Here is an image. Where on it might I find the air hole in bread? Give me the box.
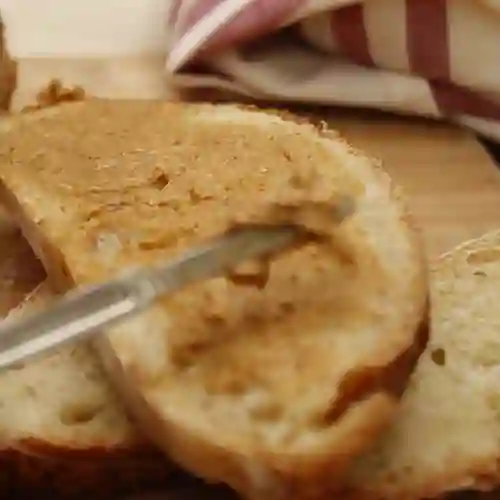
[138,238,173,251]
[188,188,213,205]
[248,398,283,422]
[172,342,216,373]
[288,170,316,190]
[60,402,103,425]
[486,392,500,416]
[8,361,27,371]
[24,385,37,397]
[430,348,446,366]
[150,172,170,191]
[60,263,72,279]
[466,248,500,265]
[280,301,296,315]
[227,260,270,289]
[204,375,250,396]
[473,270,488,277]
[401,464,414,475]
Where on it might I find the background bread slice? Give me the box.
[0,23,178,498]
[0,210,44,315]
[0,215,173,498]
[337,230,500,500]
[0,99,429,500]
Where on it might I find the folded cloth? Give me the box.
[166,0,500,142]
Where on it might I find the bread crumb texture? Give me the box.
[340,230,500,499]
[0,284,143,448]
[0,100,427,498]
[0,282,174,497]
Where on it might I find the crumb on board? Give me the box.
[22,79,86,113]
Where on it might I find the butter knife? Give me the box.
[0,198,354,370]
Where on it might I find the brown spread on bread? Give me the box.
[1,101,364,387]
[225,197,356,289]
[0,100,428,499]
[0,101,427,459]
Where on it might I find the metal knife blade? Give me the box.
[0,197,354,370]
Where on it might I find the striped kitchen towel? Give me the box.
[166,0,500,141]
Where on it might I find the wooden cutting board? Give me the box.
[329,110,500,258]
[13,56,500,259]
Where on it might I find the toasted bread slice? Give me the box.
[0,99,429,500]
[0,217,172,497]
[338,230,500,499]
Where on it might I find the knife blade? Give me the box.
[0,197,354,370]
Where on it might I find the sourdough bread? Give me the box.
[0,99,429,500]
[339,230,500,499]
[0,218,172,497]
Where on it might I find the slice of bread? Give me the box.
[338,230,500,499]
[0,99,429,500]
[0,19,180,499]
[0,210,45,316]
[0,217,173,498]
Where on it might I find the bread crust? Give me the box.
[0,100,430,499]
[0,441,175,498]
[0,28,177,498]
[0,217,175,498]
[331,230,500,500]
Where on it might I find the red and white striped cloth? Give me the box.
[166,0,500,141]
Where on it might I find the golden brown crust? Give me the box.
[327,304,430,424]
[333,456,499,500]
[0,210,174,497]
[333,232,500,500]
[0,212,45,316]
[0,442,179,499]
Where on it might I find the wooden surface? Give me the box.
[12,57,500,260]
[328,110,500,258]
